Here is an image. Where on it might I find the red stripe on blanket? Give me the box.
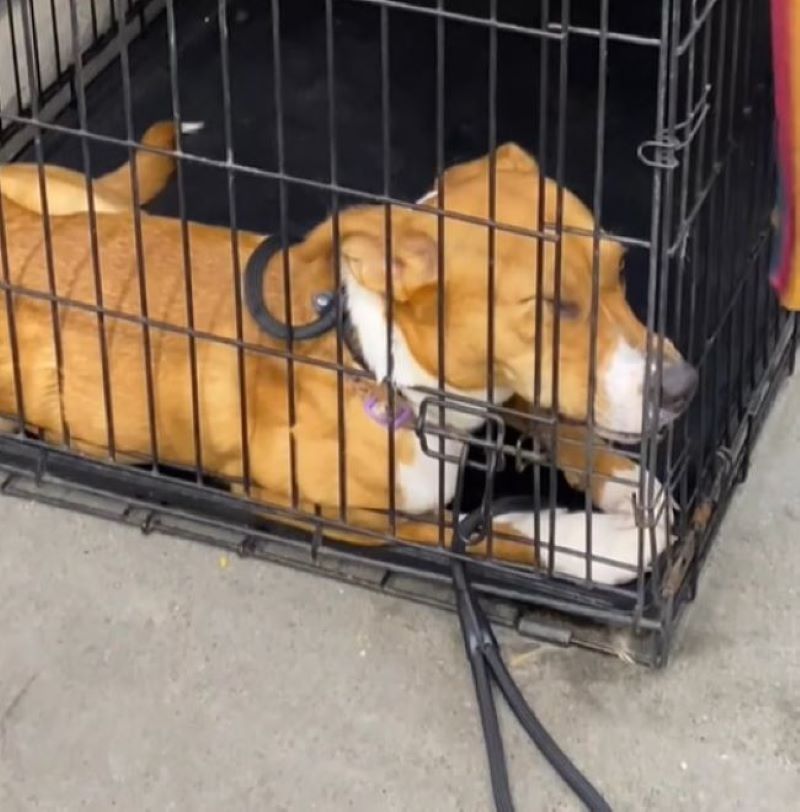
[770,0,795,296]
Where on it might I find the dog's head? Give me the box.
[284,144,697,440]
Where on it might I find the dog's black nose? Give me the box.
[660,360,699,411]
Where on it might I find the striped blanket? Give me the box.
[770,0,800,309]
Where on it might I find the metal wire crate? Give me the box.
[0,0,793,671]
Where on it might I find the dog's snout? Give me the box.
[660,360,698,410]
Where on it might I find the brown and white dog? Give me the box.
[0,122,697,584]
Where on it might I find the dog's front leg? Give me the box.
[501,401,672,584]
[236,417,539,567]
[503,397,662,514]
[539,421,648,514]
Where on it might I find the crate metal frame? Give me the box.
[0,0,793,670]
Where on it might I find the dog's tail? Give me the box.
[0,120,202,216]
[95,119,203,206]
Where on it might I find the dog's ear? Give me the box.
[598,238,626,289]
[440,143,540,190]
[341,231,437,302]
[493,143,539,174]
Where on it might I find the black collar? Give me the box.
[243,234,371,373]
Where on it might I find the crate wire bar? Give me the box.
[0,0,792,664]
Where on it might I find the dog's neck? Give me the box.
[343,273,512,432]
[342,184,442,389]
[340,185,512,431]
[343,275,429,389]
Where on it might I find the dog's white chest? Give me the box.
[397,432,462,514]
[345,270,507,515]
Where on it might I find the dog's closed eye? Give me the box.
[520,295,581,320]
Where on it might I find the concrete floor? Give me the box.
[0,378,799,812]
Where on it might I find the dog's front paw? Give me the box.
[597,464,672,518]
[555,508,671,585]
[500,504,671,586]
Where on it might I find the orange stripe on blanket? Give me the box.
[771,0,800,309]
[783,1,800,308]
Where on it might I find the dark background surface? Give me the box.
[31,0,663,308]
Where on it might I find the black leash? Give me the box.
[452,486,613,811]
[243,233,372,371]
[243,234,613,812]
[243,233,339,341]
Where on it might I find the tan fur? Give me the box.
[0,126,679,566]
[0,122,178,215]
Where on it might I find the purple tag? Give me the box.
[364,394,415,429]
